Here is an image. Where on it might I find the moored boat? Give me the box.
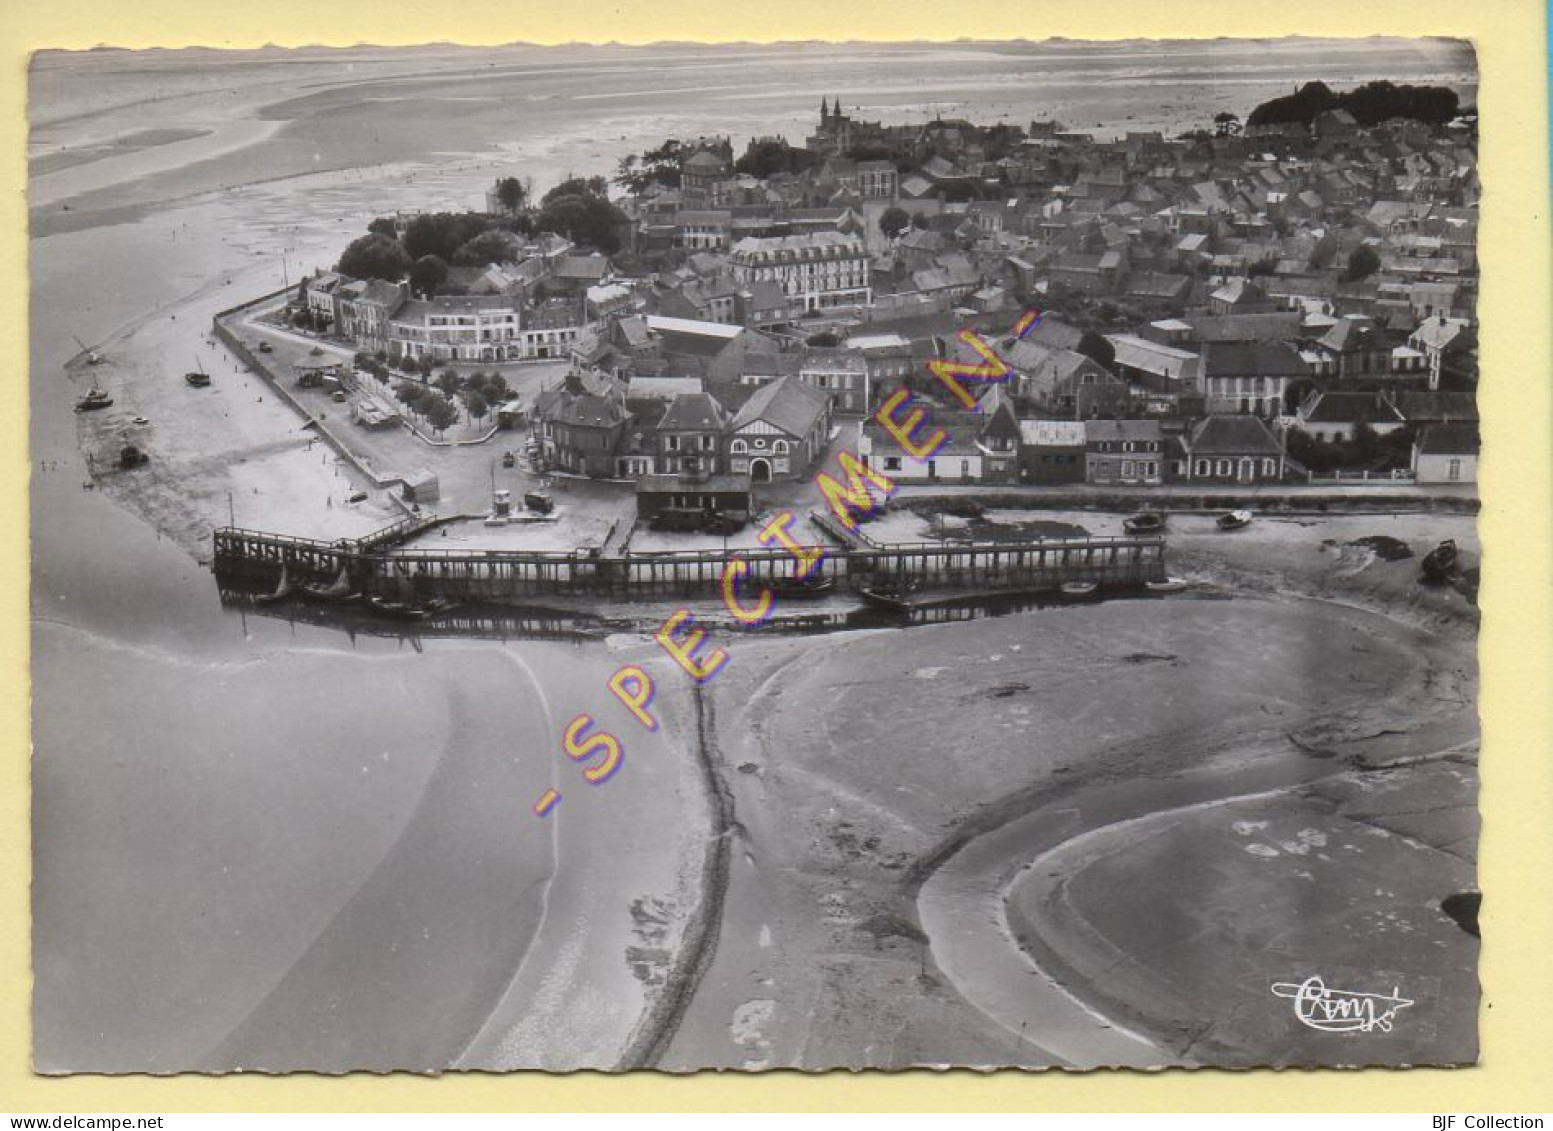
[1123,511,1164,534]
[769,573,835,599]
[299,562,359,603]
[1420,539,1459,583]
[255,564,294,604]
[1216,509,1253,531]
[857,579,917,614]
[1145,577,1189,594]
[367,594,428,620]
[74,389,113,412]
[1060,580,1100,599]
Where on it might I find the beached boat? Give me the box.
[1420,539,1459,583]
[74,389,113,412]
[1123,511,1164,534]
[299,563,359,603]
[769,574,835,599]
[184,370,211,388]
[1145,577,1189,594]
[1060,580,1100,599]
[254,564,293,604]
[857,579,917,614]
[1216,509,1253,531]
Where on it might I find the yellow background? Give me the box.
[3,0,1549,1113]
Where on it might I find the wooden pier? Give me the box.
[213,521,1168,602]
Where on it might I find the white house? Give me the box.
[1412,424,1478,484]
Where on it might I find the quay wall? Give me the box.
[211,293,415,508]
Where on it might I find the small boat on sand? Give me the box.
[1420,539,1459,583]
[769,574,835,599]
[1145,577,1189,594]
[75,389,113,412]
[1216,509,1252,531]
[1060,580,1100,599]
[184,371,211,388]
[1123,511,1165,533]
[858,579,917,614]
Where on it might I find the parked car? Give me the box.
[702,512,745,536]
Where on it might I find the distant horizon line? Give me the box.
[35,34,1476,57]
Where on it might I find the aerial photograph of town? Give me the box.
[29,36,1482,1073]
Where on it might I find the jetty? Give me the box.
[212,519,1168,604]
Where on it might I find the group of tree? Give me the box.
[1213,112,1243,138]
[1284,422,1416,474]
[338,233,413,283]
[1246,80,1461,130]
[733,137,818,180]
[339,210,538,285]
[535,177,628,255]
[393,381,460,435]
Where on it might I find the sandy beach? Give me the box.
[658,515,1478,1069]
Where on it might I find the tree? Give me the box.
[482,373,509,401]
[1351,419,1381,464]
[409,254,449,298]
[422,394,458,435]
[542,176,609,207]
[452,228,524,267]
[1283,426,1331,473]
[911,211,932,231]
[612,154,650,195]
[367,217,398,239]
[464,391,490,426]
[494,176,528,212]
[879,206,911,241]
[1344,244,1381,282]
[337,233,411,282]
[1213,111,1242,138]
[1076,330,1116,370]
[402,212,496,262]
[537,190,627,254]
[435,368,462,396]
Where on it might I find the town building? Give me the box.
[723,375,832,483]
[1017,419,1088,485]
[1084,419,1166,485]
[1178,415,1286,483]
[1411,423,1479,484]
[727,231,871,313]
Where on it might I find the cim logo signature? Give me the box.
[1271,975,1415,1034]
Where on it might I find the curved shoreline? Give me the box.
[909,584,1477,1070]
